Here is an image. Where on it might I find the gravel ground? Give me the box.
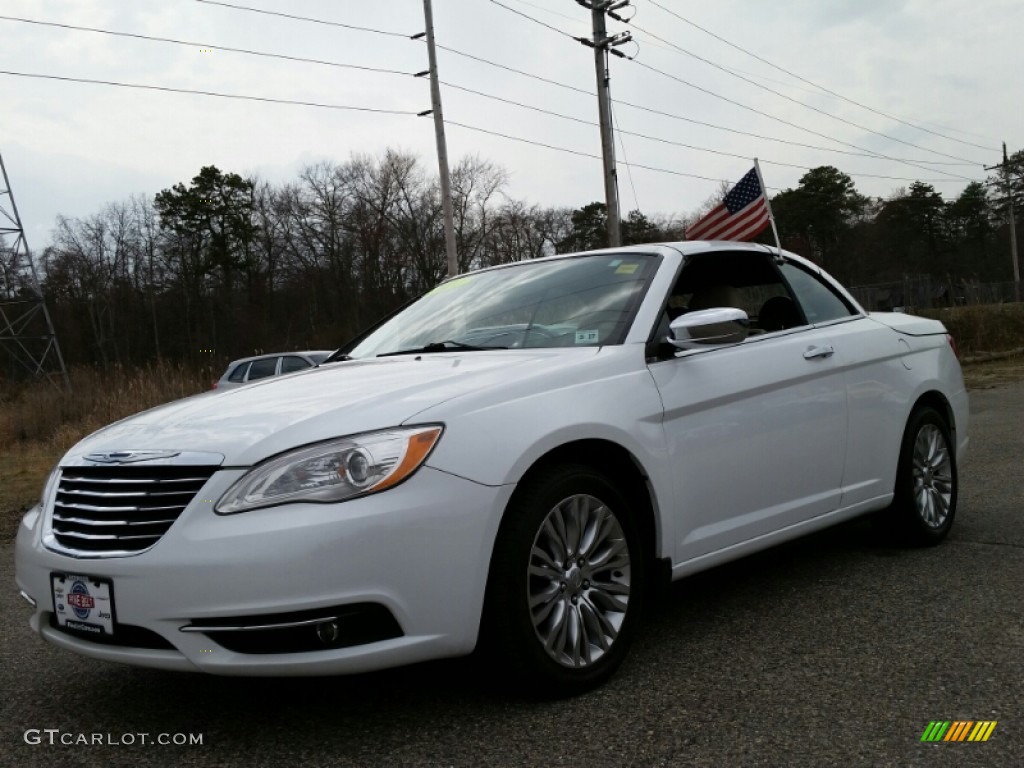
[1,381,1021,768]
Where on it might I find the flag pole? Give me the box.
[753,158,783,260]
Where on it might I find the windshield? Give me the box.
[344,253,659,359]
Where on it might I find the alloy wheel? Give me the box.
[912,424,953,528]
[527,493,632,668]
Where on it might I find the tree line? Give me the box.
[7,147,1023,370]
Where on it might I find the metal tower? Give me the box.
[0,152,69,389]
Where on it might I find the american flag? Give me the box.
[685,168,770,241]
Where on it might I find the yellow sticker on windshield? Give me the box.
[428,277,470,295]
[615,263,639,275]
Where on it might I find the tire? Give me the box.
[481,464,646,696]
[885,406,958,547]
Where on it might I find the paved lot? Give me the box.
[2,382,1021,768]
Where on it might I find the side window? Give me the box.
[780,264,855,324]
[662,251,806,337]
[227,362,250,383]
[247,357,278,381]
[280,356,311,374]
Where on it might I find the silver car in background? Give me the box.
[213,351,332,390]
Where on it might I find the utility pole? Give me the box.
[419,0,459,277]
[576,1,632,248]
[0,151,69,390]
[986,142,1020,302]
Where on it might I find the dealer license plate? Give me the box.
[51,573,116,638]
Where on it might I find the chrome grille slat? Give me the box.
[55,530,162,542]
[54,501,184,513]
[52,514,179,527]
[59,488,197,498]
[49,464,218,555]
[58,475,212,485]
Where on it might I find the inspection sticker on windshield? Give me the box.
[52,573,116,637]
[576,330,599,344]
[615,262,639,275]
[428,276,470,295]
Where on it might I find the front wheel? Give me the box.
[885,406,958,546]
[482,464,646,696]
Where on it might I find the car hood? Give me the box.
[65,349,600,466]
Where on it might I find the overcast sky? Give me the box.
[2,0,1021,248]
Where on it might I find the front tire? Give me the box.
[886,406,958,546]
[482,464,646,696]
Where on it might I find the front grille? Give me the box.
[49,465,218,555]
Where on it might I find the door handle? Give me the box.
[803,345,835,359]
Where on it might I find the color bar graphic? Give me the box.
[921,721,996,742]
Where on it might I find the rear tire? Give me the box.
[884,406,957,547]
[481,464,646,696]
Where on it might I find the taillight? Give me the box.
[211,381,219,390]
[946,334,959,360]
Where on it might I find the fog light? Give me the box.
[316,620,341,644]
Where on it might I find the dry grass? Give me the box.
[962,352,1024,391]
[1,363,212,528]
[919,303,1024,357]
[1,362,212,447]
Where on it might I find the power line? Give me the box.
[0,16,416,76]
[10,8,988,203]
[3,63,976,203]
[9,10,982,177]
[448,120,602,161]
[10,8,982,185]
[611,97,975,166]
[440,81,590,125]
[0,70,418,114]
[487,0,576,39]
[187,0,983,173]
[500,0,586,26]
[611,101,641,211]
[446,120,732,184]
[441,78,971,183]
[433,41,975,167]
[435,43,593,95]
[630,59,979,183]
[451,117,925,195]
[624,19,984,166]
[645,0,998,153]
[484,0,983,183]
[193,0,412,38]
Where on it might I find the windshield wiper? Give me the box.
[376,340,508,357]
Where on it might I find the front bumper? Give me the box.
[15,467,512,676]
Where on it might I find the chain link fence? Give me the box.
[849,277,1023,312]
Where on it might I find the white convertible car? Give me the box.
[15,242,968,694]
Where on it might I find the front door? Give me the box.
[647,251,849,565]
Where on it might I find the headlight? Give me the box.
[216,425,443,514]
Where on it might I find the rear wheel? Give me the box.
[482,464,646,696]
[886,407,957,546]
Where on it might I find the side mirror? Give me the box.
[668,307,750,350]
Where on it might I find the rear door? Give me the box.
[776,262,910,509]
